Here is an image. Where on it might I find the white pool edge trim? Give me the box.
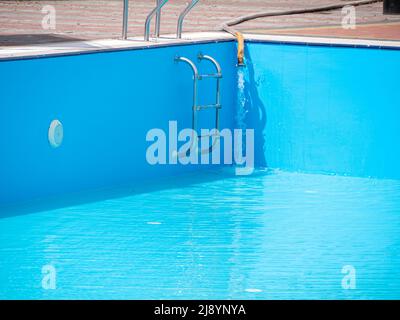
[0,31,399,61]
[244,33,400,49]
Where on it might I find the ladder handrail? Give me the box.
[198,53,222,74]
[144,0,169,41]
[175,54,222,156]
[177,0,200,39]
[175,56,199,78]
[175,56,199,110]
[175,56,199,157]
[198,53,222,136]
[155,0,162,38]
[122,0,129,39]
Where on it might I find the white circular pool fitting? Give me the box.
[48,120,63,148]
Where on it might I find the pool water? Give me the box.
[0,168,399,300]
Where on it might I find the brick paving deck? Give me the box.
[244,21,400,41]
[0,0,399,46]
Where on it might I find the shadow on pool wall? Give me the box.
[239,45,268,168]
[245,41,400,180]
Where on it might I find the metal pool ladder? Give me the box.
[122,0,200,40]
[175,53,222,152]
[177,0,200,39]
[144,0,169,41]
[143,0,200,41]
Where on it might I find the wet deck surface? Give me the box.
[0,0,399,46]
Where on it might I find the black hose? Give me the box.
[220,0,383,64]
[222,0,382,31]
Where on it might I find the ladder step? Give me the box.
[197,73,222,80]
[194,104,221,111]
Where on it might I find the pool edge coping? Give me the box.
[1,31,400,61]
[245,33,400,50]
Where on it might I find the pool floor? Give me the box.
[0,169,399,299]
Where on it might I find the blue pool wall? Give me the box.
[0,41,237,208]
[1,39,400,209]
[244,41,400,180]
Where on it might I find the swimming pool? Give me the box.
[0,35,399,299]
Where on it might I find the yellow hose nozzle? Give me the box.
[235,32,245,66]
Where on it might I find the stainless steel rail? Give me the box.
[122,0,129,39]
[177,0,200,39]
[175,56,199,132]
[174,56,199,157]
[175,54,222,156]
[155,0,162,38]
[198,53,222,137]
[144,0,169,41]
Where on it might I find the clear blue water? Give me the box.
[1,168,399,300]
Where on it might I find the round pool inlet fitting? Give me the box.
[48,120,63,148]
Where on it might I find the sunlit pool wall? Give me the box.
[244,42,400,179]
[0,41,237,208]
